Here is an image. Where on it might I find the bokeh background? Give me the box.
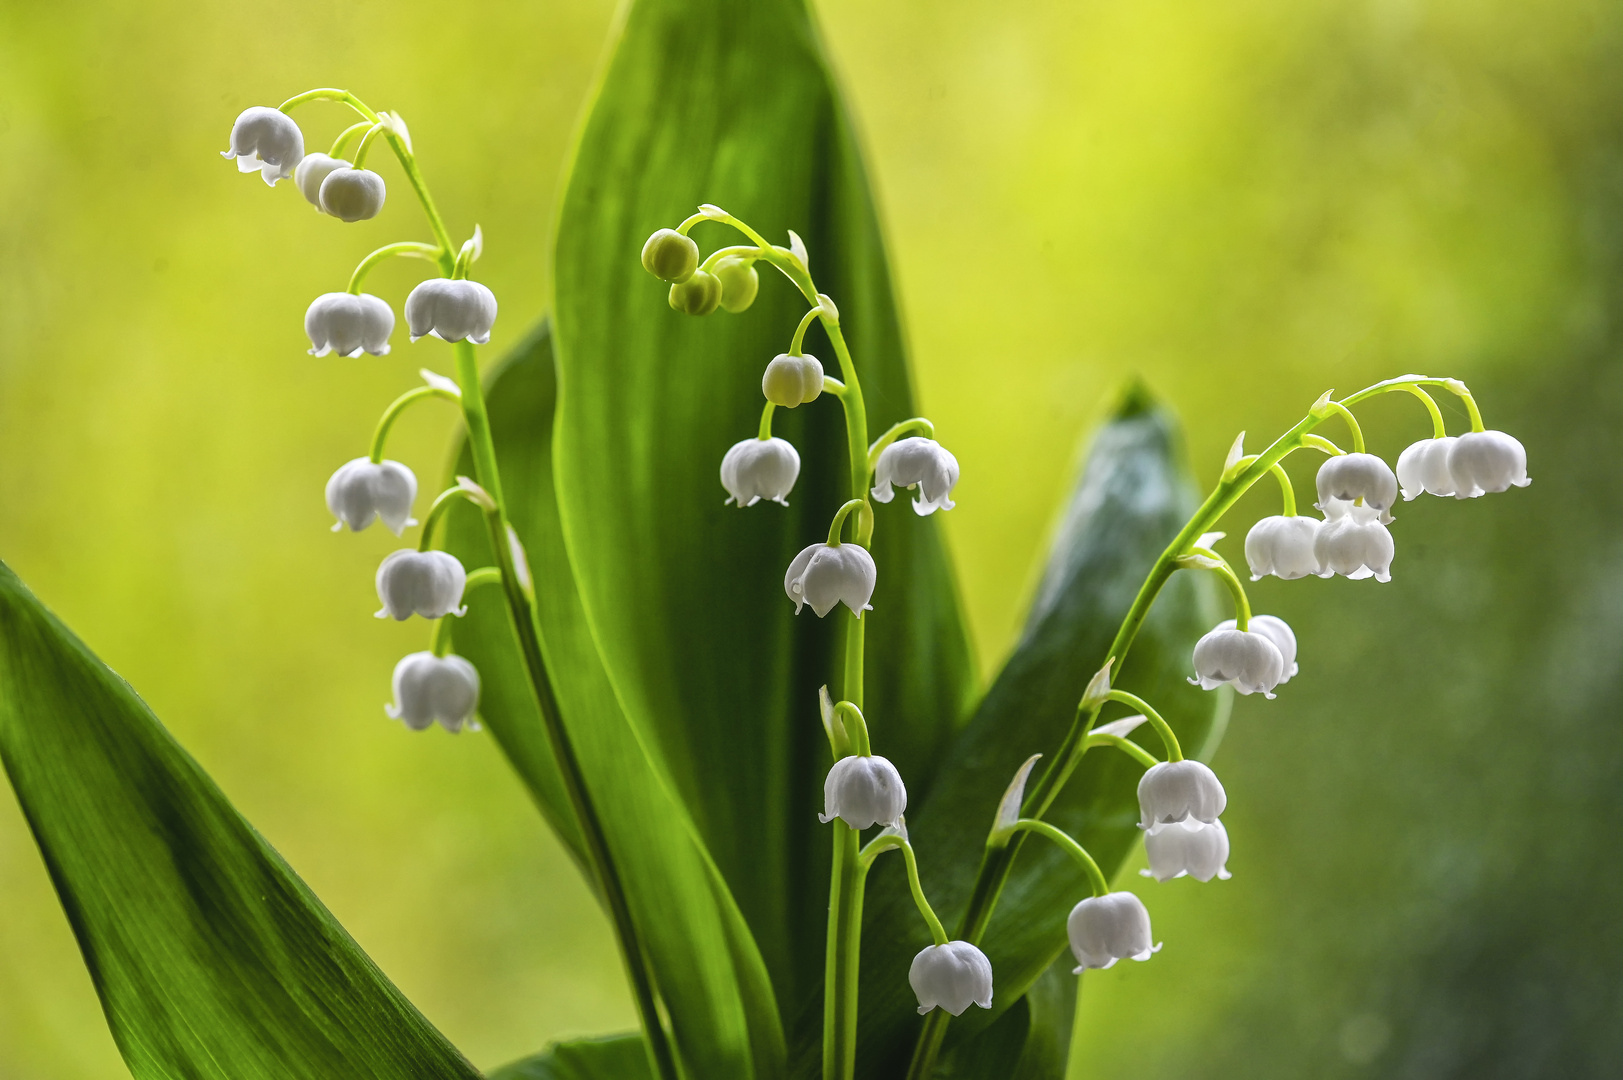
[1,0,1618,1076]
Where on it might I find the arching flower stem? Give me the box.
[348,242,442,294]
[1301,433,1347,456]
[757,401,776,440]
[1314,395,1366,453]
[1006,819,1109,897]
[1104,690,1182,762]
[427,566,504,657]
[350,121,389,169]
[789,305,821,356]
[369,382,461,464]
[1177,551,1252,632]
[1402,384,1449,439]
[860,834,950,946]
[1270,462,1297,517]
[416,478,495,553]
[1084,731,1160,768]
[329,119,372,158]
[827,499,867,548]
[1443,378,1487,432]
[867,417,936,473]
[834,701,872,756]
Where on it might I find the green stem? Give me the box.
[824,825,862,1080]
[428,567,504,656]
[450,340,678,1080]
[349,242,442,294]
[856,836,948,945]
[417,482,489,552]
[834,702,871,756]
[867,417,935,473]
[370,384,459,463]
[1401,385,1448,439]
[1187,555,1251,631]
[758,401,776,440]
[350,122,387,169]
[1443,379,1486,432]
[827,499,866,547]
[790,305,821,356]
[1104,690,1181,761]
[278,88,376,120]
[1269,463,1297,517]
[1006,819,1109,897]
[1301,433,1346,456]
[329,120,372,159]
[1083,732,1160,769]
[1319,399,1365,453]
[1063,975,1087,1080]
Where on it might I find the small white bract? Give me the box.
[1067,892,1161,972]
[1143,819,1231,883]
[720,437,800,507]
[319,167,387,222]
[294,153,351,211]
[326,458,418,535]
[1216,614,1297,682]
[386,651,481,733]
[1190,624,1285,697]
[305,292,394,357]
[1315,452,1399,523]
[1447,430,1530,498]
[405,279,499,345]
[1244,515,1321,580]
[872,437,960,516]
[784,542,876,618]
[221,106,304,186]
[1315,501,1395,582]
[910,941,994,1016]
[762,353,824,407]
[375,550,467,620]
[819,754,906,829]
[1396,436,1459,500]
[1138,759,1226,831]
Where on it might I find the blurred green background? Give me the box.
[1,0,1617,1076]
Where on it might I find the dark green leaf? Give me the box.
[489,1034,651,1080]
[444,325,784,1080]
[0,561,479,1080]
[549,0,975,1018]
[836,390,1225,1076]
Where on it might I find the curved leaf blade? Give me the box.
[489,1034,651,1080]
[0,561,480,1080]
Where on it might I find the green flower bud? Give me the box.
[714,256,760,313]
[763,352,824,407]
[642,228,699,283]
[669,270,722,316]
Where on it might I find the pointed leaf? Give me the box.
[550,0,975,1014]
[489,1034,651,1080]
[0,561,479,1080]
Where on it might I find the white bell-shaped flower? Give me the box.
[1243,515,1321,580]
[785,542,876,618]
[405,278,499,345]
[294,153,350,209]
[221,106,304,185]
[819,754,906,829]
[386,651,481,733]
[1447,430,1530,498]
[872,437,960,515]
[1067,892,1161,972]
[318,167,387,222]
[1314,501,1394,582]
[1215,614,1297,683]
[305,292,395,357]
[1190,623,1285,697]
[1396,436,1458,500]
[326,458,418,535]
[1315,452,1399,523]
[1143,819,1231,883]
[720,437,800,507]
[762,353,824,407]
[1137,759,1226,832]
[910,941,994,1016]
[375,550,467,620]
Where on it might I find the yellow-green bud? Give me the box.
[714,257,760,313]
[669,270,722,316]
[642,228,699,283]
[762,353,824,407]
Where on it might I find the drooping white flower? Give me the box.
[1138,759,1226,832]
[305,292,394,357]
[1216,614,1297,683]
[1315,452,1399,523]
[1067,892,1161,972]
[1396,436,1458,500]
[1314,501,1395,582]
[326,458,418,535]
[720,437,800,507]
[819,754,906,829]
[910,941,994,1016]
[1190,623,1285,697]
[375,550,467,620]
[405,278,499,345]
[1447,430,1530,498]
[221,106,304,186]
[762,353,824,407]
[386,651,481,733]
[872,437,960,516]
[784,542,876,618]
[1244,515,1321,580]
[318,167,387,222]
[293,153,350,209]
[1143,819,1231,883]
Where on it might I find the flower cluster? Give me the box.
[225,96,504,734]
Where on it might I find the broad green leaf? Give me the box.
[444,325,784,1080]
[0,561,479,1080]
[936,957,1076,1080]
[489,1034,651,1080]
[549,0,977,1016]
[834,390,1224,1077]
